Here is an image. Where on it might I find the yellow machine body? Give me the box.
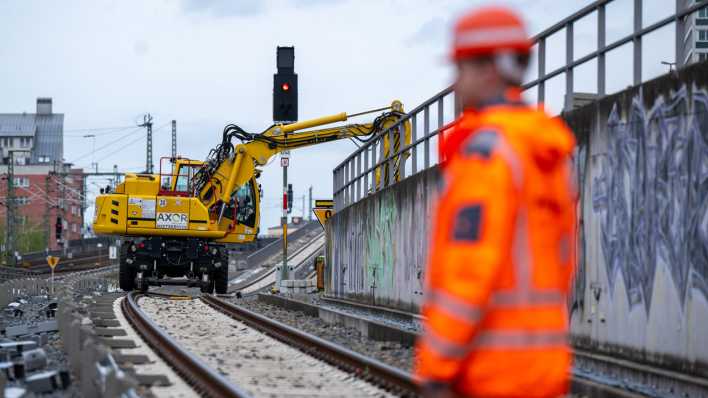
[92,101,410,245]
[94,159,260,243]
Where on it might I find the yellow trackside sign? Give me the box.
[313,208,333,228]
[313,199,334,229]
[46,256,60,269]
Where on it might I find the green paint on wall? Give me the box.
[366,192,397,294]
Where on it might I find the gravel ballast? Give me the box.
[230,295,415,372]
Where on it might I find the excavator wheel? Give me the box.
[200,275,215,294]
[136,274,149,293]
[214,257,229,295]
[118,246,135,292]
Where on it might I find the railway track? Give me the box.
[19,253,112,274]
[121,292,248,398]
[122,291,419,397]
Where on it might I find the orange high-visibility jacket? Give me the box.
[416,98,576,398]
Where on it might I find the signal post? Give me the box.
[274,46,298,287]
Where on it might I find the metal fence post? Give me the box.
[633,0,643,86]
[364,146,369,195]
[356,153,361,202]
[411,115,418,174]
[387,126,395,188]
[538,37,546,104]
[379,135,385,190]
[598,3,606,96]
[676,0,687,68]
[565,21,574,111]
[424,106,430,169]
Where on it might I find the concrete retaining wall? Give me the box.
[567,61,708,377]
[326,167,439,313]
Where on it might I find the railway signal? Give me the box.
[273,46,298,122]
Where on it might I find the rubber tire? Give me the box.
[136,275,149,293]
[200,276,214,294]
[214,264,228,295]
[118,248,135,292]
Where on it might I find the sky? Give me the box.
[0,0,679,232]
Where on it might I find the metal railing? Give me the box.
[523,0,707,106]
[333,0,707,210]
[333,87,457,211]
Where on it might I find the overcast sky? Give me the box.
[0,0,677,231]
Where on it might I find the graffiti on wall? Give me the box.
[366,191,397,296]
[590,84,708,313]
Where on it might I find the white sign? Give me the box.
[156,212,188,229]
[281,157,289,167]
[109,245,117,259]
[142,199,156,218]
[128,197,156,219]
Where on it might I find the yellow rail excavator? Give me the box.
[92,101,410,293]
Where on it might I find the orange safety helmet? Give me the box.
[452,6,532,61]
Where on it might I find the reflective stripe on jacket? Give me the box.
[415,96,576,398]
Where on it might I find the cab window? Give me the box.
[174,165,199,193]
[225,181,256,228]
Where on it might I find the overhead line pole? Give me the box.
[171,120,177,159]
[139,114,154,173]
[5,151,17,265]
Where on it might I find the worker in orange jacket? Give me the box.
[415,6,576,398]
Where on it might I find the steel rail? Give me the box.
[121,292,250,398]
[200,294,420,396]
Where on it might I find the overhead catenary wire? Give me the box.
[67,122,170,165]
[63,125,138,137]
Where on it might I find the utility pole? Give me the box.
[84,134,97,173]
[139,114,154,173]
[5,151,17,265]
[44,173,51,251]
[113,164,119,188]
[60,164,67,255]
[302,194,305,219]
[171,120,177,159]
[308,186,312,221]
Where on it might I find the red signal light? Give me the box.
[281,83,290,91]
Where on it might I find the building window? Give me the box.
[700,53,708,62]
[699,30,708,41]
[13,177,29,187]
[38,155,50,163]
[700,6,708,19]
[15,196,30,206]
[19,137,31,148]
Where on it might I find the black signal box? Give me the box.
[273,46,298,122]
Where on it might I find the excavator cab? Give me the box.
[158,157,203,196]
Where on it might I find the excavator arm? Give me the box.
[193,100,411,224]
